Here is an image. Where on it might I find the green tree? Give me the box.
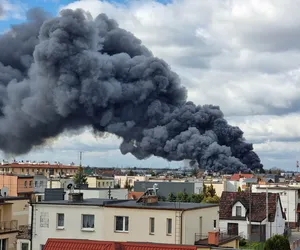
[128,169,135,176]
[204,195,220,203]
[114,183,120,189]
[207,183,216,197]
[202,184,207,196]
[182,191,189,202]
[73,167,87,186]
[189,193,204,203]
[238,186,242,192]
[264,234,290,250]
[124,179,133,191]
[167,192,176,202]
[176,192,184,202]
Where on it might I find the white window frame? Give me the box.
[56,213,64,229]
[115,216,129,232]
[81,214,95,232]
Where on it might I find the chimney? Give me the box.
[68,192,83,202]
[208,231,219,246]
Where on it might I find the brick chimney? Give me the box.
[208,231,219,246]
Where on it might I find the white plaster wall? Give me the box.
[232,201,246,217]
[219,220,248,239]
[269,200,285,237]
[32,204,105,250]
[226,181,239,192]
[193,182,203,194]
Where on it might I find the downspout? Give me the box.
[30,202,34,250]
[180,210,186,244]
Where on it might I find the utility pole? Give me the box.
[79,151,83,167]
[248,184,252,242]
[266,185,269,239]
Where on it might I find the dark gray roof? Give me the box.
[35,198,218,210]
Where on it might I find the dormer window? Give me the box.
[236,206,242,217]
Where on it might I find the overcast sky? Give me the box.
[1,0,300,170]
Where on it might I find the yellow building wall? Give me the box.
[0,232,18,250]
[11,199,29,226]
[86,177,97,188]
[220,239,239,248]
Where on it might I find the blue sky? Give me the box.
[1,0,300,170]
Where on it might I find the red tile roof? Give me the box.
[219,191,284,222]
[44,239,205,250]
[230,173,254,181]
[44,239,118,250]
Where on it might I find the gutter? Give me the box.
[180,210,187,244]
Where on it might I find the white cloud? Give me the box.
[0,0,26,20]
[16,0,298,170]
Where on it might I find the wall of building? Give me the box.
[220,239,239,249]
[96,179,114,188]
[17,239,30,250]
[219,219,248,239]
[0,175,18,196]
[182,206,219,245]
[204,182,224,197]
[64,189,128,200]
[0,232,18,250]
[33,175,47,193]
[232,201,247,217]
[11,199,30,227]
[32,204,105,249]
[114,176,148,189]
[17,178,34,194]
[225,181,239,192]
[268,199,285,238]
[86,177,97,188]
[103,206,177,244]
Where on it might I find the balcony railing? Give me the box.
[0,220,18,233]
[17,225,31,239]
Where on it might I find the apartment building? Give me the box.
[0,197,30,250]
[114,176,149,188]
[86,176,115,188]
[0,162,78,177]
[31,192,219,249]
[0,175,34,198]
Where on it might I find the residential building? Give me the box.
[0,175,34,198]
[252,184,300,228]
[219,191,285,242]
[86,176,115,188]
[114,176,149,189]
[47,177,74,190]
[43,238,239,250]
[31,191,219,248]
[0,162,78,177]
[0,197,30,250]
[134,181,203,199]
[33,175,47,194]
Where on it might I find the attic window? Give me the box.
[236,206,242,216]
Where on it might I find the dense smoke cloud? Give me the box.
[0,8,263,173]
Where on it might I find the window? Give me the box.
[213,220,217,228]
[115,216,129,232]
[167,218,172,235]
[22,168,24,173]
[40,181,43,187]
[24,181,27,188]
[57,213,64,228]
[236,206,242,216]
[149,217,155,234]
[21,243,29,250]
[35,181,38,187]
[0,239,7,250]
[29,181,32,187]
[82,214,94,229]
[228,223,238,235]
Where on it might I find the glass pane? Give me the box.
[125,217,129,231]
[150,218,155,233]
[167,219,172,234]
[115,216,123,231]
[57,214,64,227]
[21,243,29,250]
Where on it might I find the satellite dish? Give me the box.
[1,187,8,197]
[65,179,74,191]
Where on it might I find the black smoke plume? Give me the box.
[0,8,263,173]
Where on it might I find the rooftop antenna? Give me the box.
[297,161,299,173]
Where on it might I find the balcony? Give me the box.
[0,220,18,233]
[195,231,242,246]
